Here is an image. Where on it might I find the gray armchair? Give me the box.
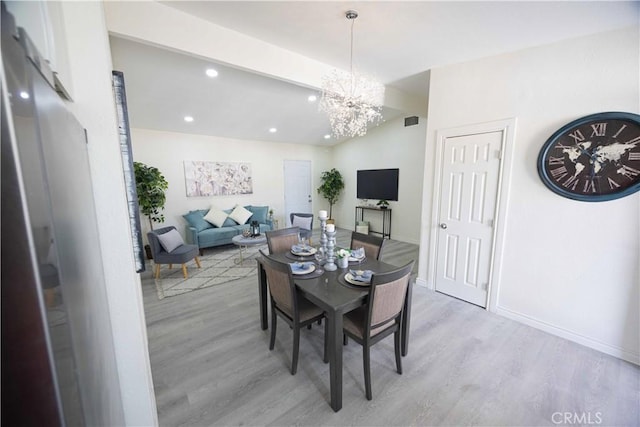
[147,226,201,279]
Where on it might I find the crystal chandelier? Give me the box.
[320,10,384,139]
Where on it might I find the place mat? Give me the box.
[285,252,315,261]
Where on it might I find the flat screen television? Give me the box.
[357,168,399,201]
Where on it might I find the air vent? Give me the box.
[404,116,419,127]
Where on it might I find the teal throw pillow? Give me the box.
[222,209,237,227]
[247,205,269,224]
[183,210,212,232]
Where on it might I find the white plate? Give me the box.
[291,247,317,256]
[348,255,366,262]
[344,272,371,286]
[291,263,316,275]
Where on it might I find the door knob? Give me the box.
[440,223,448,229]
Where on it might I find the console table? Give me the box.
[355,206,391,239]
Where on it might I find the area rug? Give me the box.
[153,243,265,299]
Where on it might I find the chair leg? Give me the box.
[291,324,300,375]
[169,263,173,269]
[269,306,277,350]
[364,344,372,400]
[395,330,403,375]
[181,263,188,278]
[343,334,348,345]
[194,256,202,268]
[154,263,161,279]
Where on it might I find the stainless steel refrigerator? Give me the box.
[2,4,111,425]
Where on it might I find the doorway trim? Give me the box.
[427,118,517,311]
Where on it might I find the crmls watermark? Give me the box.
[552,412,603,425]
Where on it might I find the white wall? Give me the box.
[419,27,640,363]
[131,128,332,237]
[331,116,427,244]
[59,2,157,425]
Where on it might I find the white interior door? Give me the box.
[435,130,502,307]
[283,160,312,226]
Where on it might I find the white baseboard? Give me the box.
[415,277,429,288]
[495,305,639,366]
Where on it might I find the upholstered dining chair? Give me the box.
[290,213,314,244]
[147,226,201,279]
[260,250,328,374]
[350,232,386,260]
[342,260,415,400]
[266,226,300,254]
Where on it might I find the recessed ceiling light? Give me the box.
[324,134,331,139]
[205,68,218,78]
[184,116,194,122]
[269,128,277,133]
[19,91,29,99]
[308,95,317,102]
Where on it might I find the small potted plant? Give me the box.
[336,248,351,269]
[268,208,274,220]
[377,199,389,209]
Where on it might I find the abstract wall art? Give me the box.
[184,161,253,197]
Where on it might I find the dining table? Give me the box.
[256,252,412,412]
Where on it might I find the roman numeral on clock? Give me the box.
[590,123,607,137]
[550,166,568,181]
[629,152,640,161]
[618,165,640,179]
[583,179,596,193]
[548,156,564,165]
[568,129,585,143]
[562,175,580,190]
[608,177,621,189]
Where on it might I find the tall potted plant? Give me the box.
[134,162,169,258]
[317,168,344,222]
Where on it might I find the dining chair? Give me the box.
[350,231,386,260]
[259,250,328,374]
[290,213,314,244]
[342,260,415,400]
[266,226,300,254]
[147,226,201,279]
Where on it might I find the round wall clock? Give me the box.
[537,112,640,202]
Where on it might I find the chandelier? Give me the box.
[320,10,384,139]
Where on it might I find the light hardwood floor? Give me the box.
[141,229,639,426]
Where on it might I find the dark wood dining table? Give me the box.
[256,253,412,412]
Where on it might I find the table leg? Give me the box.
[328,310,343,412]
[401,281,412,356]
[235,245,245,265]
[257,260,268,330]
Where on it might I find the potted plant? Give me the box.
[317,168,344,223]
[134,161,169,258]
[336,248,351,269]
[376,199,389,209]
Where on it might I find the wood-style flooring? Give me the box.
[140,228,639,426]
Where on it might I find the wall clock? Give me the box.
[537,112,640,202]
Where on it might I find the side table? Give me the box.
[231,234,267,265]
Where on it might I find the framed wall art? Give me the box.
[184,161,253,197]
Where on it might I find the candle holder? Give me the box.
[324,229,337,271]
[319,217,328,259]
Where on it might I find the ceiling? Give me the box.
[109,1,638,146]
